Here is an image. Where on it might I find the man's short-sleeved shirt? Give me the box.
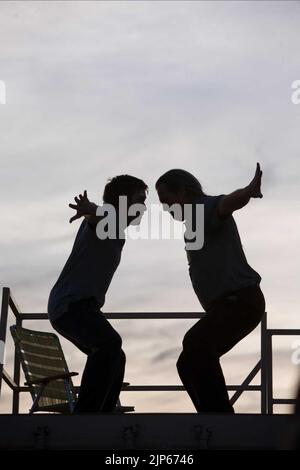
[185,194,261,311]
[47,219,125,321]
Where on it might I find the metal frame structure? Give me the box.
[1,287,299,415]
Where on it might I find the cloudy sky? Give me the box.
[1,0,300,414]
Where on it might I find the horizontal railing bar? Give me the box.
[266,329,300,336]
[80,385,261,392]
[19,312,207,320]
[19,313,48,320]
[227,385,261,391]
[272,399,297,405]
[106,313,206,319]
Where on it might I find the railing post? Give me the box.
[0,288,10,397]
[10,295,22,415]
[266,331,273,414]
[260,311,268,414]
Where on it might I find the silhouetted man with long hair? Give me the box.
[48,175,147,413]
[156,164,265,413]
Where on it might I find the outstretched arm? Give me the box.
[68,190,99,225]
[218,163,263,218]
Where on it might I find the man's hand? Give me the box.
[218,162,263,218]
[68,190,97,223]
[246,162,263,199]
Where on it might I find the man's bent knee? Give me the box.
[90,331,122,355]
[176,350,187,374]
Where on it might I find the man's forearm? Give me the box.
[218,186,251,217]
[217,163,263,218]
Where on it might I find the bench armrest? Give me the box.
[25,372,78,386]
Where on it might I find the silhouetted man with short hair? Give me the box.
[48,175,147,413]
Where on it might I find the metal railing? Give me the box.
[1,286,299,414]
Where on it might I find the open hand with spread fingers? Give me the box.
[68,190,97,223]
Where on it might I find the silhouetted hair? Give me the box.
[103,174,148,207]
[155,169,205,197]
